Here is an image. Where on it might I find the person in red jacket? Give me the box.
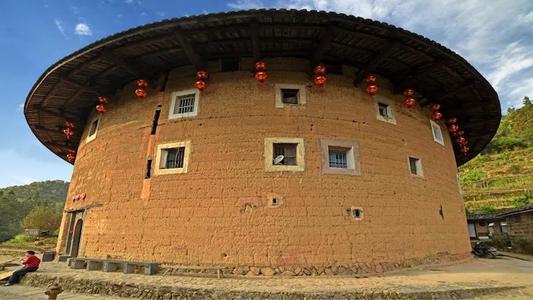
[4,250,40,286]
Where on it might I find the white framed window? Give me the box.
[430,120,444,145]
[169,89,199,120]
[264,138,305,172]
[85,115,101,143]
[374,96,396,124]
[275,84,306,108]
[320,139,360,176]
[408,156,423,177]
[154,141,191,175]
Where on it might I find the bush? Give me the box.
[461,171,485,184]
[489,235,511,250]
[21,206,62,232]
[478,205,498,214]
[3,234,36,246]
[511,191,532,208]
[511,237,533,255]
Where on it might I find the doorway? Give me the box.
[70,219,83,257]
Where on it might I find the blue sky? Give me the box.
[0,0,531,188]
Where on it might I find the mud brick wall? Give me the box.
[508,212,533,239]
[57,58,471,268]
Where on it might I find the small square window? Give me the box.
[275,84,306,108]
[273,143,297,165]
[375,97,396,124]
[163,147,185,169]
[169,89,199,119]
[86,115,100,143]
[281,89,299,104]
[264,138,305,172]
[408,157,423,176]
[430,120,444,145]
[351,207,363,220]
[155,141,190,175]
[328,147,349,169]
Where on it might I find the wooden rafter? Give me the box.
[250,21,261,62]
[311,25,338,68]
[174,30,205,70]
[354,42,398,84]
[101,50,145,77]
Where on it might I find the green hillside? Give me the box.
[0,180,69,241]
[460,97,533,214]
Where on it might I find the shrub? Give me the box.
[511,237,533,255]
[478,205,498,214]
[4,234,36,246]
[490,235,511,250]
[21,206,62,232]
[509,164,521,174]
[461,171,485,184]
[511,191,532,208]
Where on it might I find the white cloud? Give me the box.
[54,18,65,36]
[17,103,24,112]
[226,0,533,110]
[74,23,92,36]
[9,175,37,186]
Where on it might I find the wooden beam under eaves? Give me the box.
[250,21,261,62]
[101,50,145,78]
[354,42,398,85]
[174,30,206,70]
[310,25,338,68]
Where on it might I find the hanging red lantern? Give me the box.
[196,70,209,80]
[432,111,443,121]
[135,88,147,98]
[66,150,76,163]
[194,80,207,91]
[313,75,327,88]
[403,88,415,97]
[404,97,416,108]
[136,79,148,88]
[365,75,377,84]
[457,130,465,136]
[448,124,459,133]
[456,136,466,144]
[96,104,106,113]
[365,84,378,96]
[313,65,326,75]
[98,96,110,104]
[254,71,268,83]
[447,117,457,124]
[255,61,266,71]
[63,127,74,139]
[431,103,441,111]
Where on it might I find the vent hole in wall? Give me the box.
[351,207,363,220]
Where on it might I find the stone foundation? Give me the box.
[161,252,470,277]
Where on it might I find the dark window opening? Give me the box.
[145,159,152,179]
[150,105,162,135]
[165,147,185,169]
[409,157,421,175]
[221,58,240,72]
[88,119,99,136]
[281,89,299,104]
[378,102,390,118]
[352,208,363,219]
[273,143,297,165]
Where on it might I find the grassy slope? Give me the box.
[459,98,533,213]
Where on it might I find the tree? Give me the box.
[21,206,62,232]
[0,192,26,241]
[523,96,531,106]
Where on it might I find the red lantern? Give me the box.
[135,88,147,98]
[63,127,74,139]
[432,111,443,121]
[404,97,416,108]
[447,117,457,124]
[255,61,266,71]
[365,84,378,96]
[96,104,106,113]
[195,80,207,91]
[98,96,110,104]
[64,121,75,129]
[254,71,268,83]
[448,124,459,133]
[314,65,326,75]
[314,75,327,88]
[136,79,148,88]
[66,150,76,163]
[403,88,415,97]
[456,130,465,136]
[365,75,377,84]
[456,136,466,144]
[431,103,441,111]
[196,70,209,80]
